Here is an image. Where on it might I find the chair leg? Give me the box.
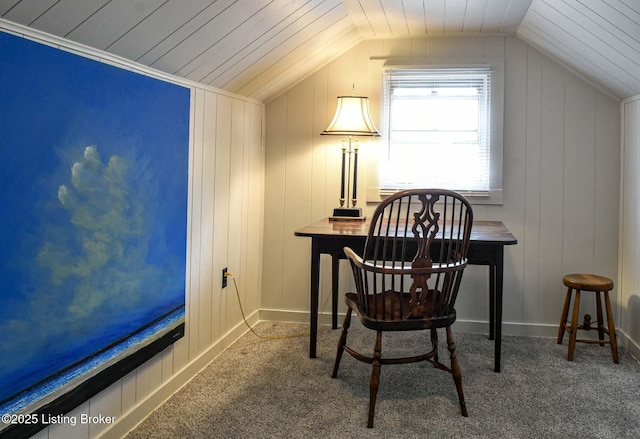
[604,292,619,364]
[367,331,383,428]
[595,290,605,346]
[567,290,581,361]
[332,308,352,378]
[446,327,468,417]
[431,328,439,363]
[557,287,572,344]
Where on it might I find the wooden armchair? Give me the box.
[332,189,473,427]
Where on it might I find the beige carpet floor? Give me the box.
[126,321,640,438]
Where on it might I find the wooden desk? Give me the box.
[295,218,517,372]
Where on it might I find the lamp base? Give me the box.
[330,207,366,222]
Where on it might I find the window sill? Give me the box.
[367,187,503,206]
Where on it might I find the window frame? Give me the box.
[377,60,504,205]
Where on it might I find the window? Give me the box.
[379,65,503,203]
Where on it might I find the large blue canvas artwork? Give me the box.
[0,31,189,433]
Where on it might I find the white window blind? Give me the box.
[380,67,492,194]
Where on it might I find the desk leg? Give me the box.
[494,248,504,373]
[332,255,340,329]
[489,262,495,341]
[309,239,320,358]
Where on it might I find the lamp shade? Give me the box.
[321,96,380,136]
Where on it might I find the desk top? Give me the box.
[295,218,517,245]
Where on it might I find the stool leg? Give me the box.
[595,290,605,346]
[604,292,619,364]
[567,290,581,361]
[557,287,573,344]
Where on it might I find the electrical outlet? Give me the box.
[222,267,228,289]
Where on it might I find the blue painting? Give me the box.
[0,31,189,423]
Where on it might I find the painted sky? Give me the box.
[0,31,190,405]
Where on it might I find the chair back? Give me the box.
[347,189,473,323]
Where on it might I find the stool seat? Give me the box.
[563,273,613,292]
[558,273,618,363]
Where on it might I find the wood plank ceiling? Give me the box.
[343,0,532,36]
[0,0,638,101]
[518,0,640,100]
[0,0,361,102]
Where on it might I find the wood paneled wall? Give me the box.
[621,97,640,356]
[17,32,265,439]
[263,35,620,338]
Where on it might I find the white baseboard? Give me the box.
[261,309,640,366]
[259,308,560,338]
[616,330,640,362]
[98,309,260,439]
[453,320,560,338]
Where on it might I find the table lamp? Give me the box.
[321,91,379,221]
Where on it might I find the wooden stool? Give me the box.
[557,274,618,363]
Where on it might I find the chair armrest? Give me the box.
[343,247,467,275]
[343,246,364,265]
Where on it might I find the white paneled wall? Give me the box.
[13,29,265,439]
[621,97,640,356]
[263,35,620,338]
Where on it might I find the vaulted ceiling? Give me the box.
[1,0,639,101]
[519,0,640,100]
